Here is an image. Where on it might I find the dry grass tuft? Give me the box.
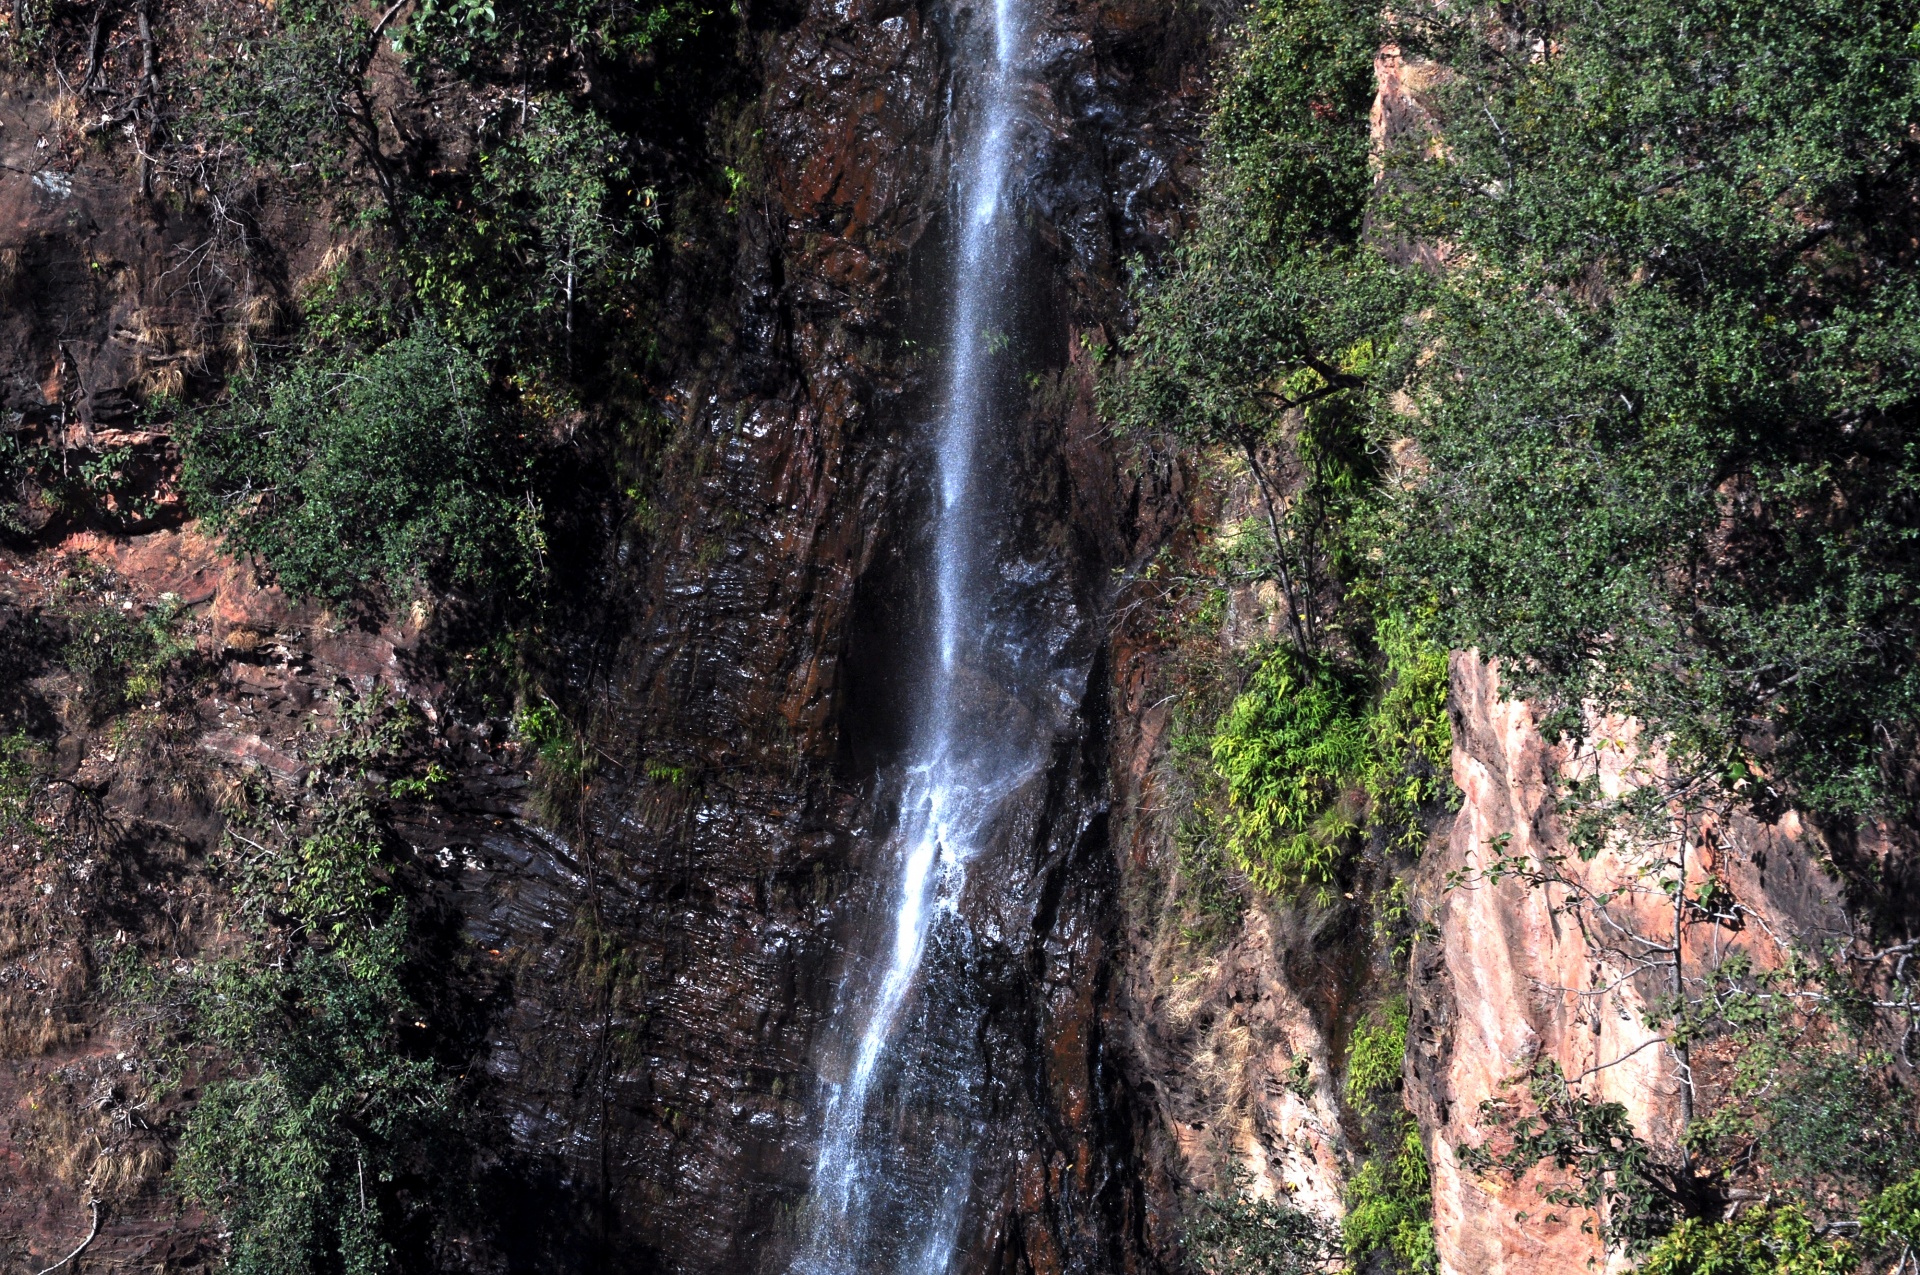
[139,362,186,403]
[0,987,79,1057]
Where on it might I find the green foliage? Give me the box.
[1210,630,1451,900]
[175,923,457,1275]
[1345,998,1409,1110]
[0,729,43,836]
[1638,1169,1920,1273]
[1212,646,1369,898]
[1109,0,1387,451]
[1859,1168,1920,1256]
[181,328,545,605]
[410,96,657,366]
[1374,0,1920,816]
[1338,999,1435,1274]
[1636,1207,1855,1275]
[1461,1059,1691,1254]
[171,0,712,617]
[286,798,390,955]
[1344,1121,1437,1275]
[515,698,586,780]
[401,0,710,67]
[1119,0,1920,820]
[188,0,380,190]
[1365,617,1452,852]
[1183,1170,1340,1275]
[219,695,410,971]
[1680,953,1920,1201]
[388,762,449,801]
[54,585,193,717]
[175,686,462,1273]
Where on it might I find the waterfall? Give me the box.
[789,2,1034,1272]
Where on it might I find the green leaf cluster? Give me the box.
[175,923,456,1275]
[1640,1166,1920,1272]
[53,583,193,718]
[1344,997,1410,1109]
[1211,645,1369,898]
[170,688,464,1273]
[1182,1169,1340,1275]
[169,0,713,612]
[1638,1206,1858,1275]
[1338,1000,1437,1273]
[1343,1121,1437,1275]
[187,0,380,189]
[1460,1059,1695,1254]
[181,328,545,606]
[1379,0,1920,815]
[1210,627,1451,900]
[409,96,657,366]
[401,0,711,68]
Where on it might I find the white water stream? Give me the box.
[789,2,1032,1272]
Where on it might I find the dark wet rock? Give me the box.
[459,1,1212,1271]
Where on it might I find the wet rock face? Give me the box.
[466,1,1209,1272]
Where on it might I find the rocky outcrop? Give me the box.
[1406,655,1857,1275]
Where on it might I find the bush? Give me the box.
[181,328,545,606]
[1119,0,1920,818]
[1637,1207,1855,1275]
[1345,998,1409,1109]
[1210,630,1451,900]
[54,584,193,719]
[175,925,458,1275]
[1343,1122,1436,1275]
[1211,646,1371,899]
[187,0,382,190]
[409,97,656,369]
[1183,1171,1340,1275]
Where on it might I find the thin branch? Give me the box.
[33,1197,99,1275]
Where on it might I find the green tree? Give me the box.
[181,328,545,606]
[175,926,457,1275]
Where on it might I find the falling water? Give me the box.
[789,2,1034,1272]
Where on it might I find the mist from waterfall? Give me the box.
[788,2,1034,1272]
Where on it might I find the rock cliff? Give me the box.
[0,5,1883,1275]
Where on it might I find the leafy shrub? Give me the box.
[410,96,656,367]
[1860,1169,1920,1258]
[1345,998,1409,1110]
[181,328,545,606]
[515,699,586,779]
[1636,1206,1854,1275]
[1210,630,1451,900]
[55,586,193,718]
[1641,1170,1920,1274]
[1378,0,1920,817]
[1119,0,1920,819]
[175,925,457,1275]
[187,0,383,190]
[1677,954,1920,1209]
[286,799,390,953]
[400,0,710,67]
[1212,646,1370,899]
[1460,1059,1693,1253]
[1343,1121,1436,1275]
[175,685,461,1273]
[1183,1171,1340,1275]
[0,729,43,835]
[1364,619,1451,850]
